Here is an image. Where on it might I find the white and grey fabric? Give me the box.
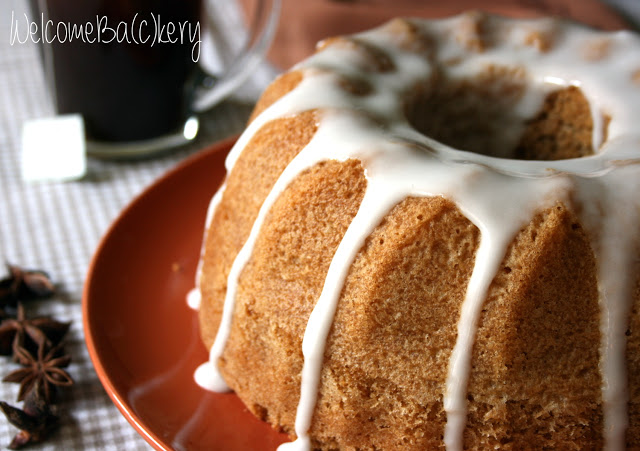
[0,0,275,448]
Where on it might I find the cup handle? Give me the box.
[192,0,281,112]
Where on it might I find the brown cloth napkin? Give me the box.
[250,0,630,70]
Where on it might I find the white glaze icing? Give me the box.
[186,287,201,310]
[573,169,640,450]
[187,184,226,311]
[193,13,640,450]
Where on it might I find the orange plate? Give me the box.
[83,136,289,451]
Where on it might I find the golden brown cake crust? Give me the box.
[197,16,640,450]
[466,203,603,449]
[515,86,608,160]
[204,162,609,449]
[220,159,367,433]
[249,71,304,123]
[314,196,477,449]
[626,264,640,449]
[198,109,317,348]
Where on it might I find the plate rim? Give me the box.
[82,135,237,451]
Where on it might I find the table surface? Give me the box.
[0,0,273,449]
[1,0,639,450]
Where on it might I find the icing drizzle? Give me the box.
[194,13,640,450]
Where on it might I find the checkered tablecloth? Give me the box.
[0,0,276,449]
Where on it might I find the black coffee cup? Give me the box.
[21,0,279,157]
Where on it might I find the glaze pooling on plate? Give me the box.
[192,13,640,450]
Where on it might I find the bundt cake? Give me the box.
[189,12,640,450]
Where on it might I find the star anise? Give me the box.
[0,264,55,308]
[3,341,73,404]
[0,383,59,449]
[0,303,70,357]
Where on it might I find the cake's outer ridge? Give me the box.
[193,12,640,450]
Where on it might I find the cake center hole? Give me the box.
[406,67,608,160]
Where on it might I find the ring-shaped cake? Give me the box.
[190,12,640,450]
